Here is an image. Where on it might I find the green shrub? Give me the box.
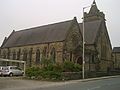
[26,67,42,78]
[42,63,62,72]
[41,71,62,80]
[63,61,74,72]
[41,57,52,67]
[62,61,82,72]
[25,60,82,80]
[73,63,82,72]
[41,63,63,80]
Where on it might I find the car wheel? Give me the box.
[9,73,13,77]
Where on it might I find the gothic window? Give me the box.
[17,49,21,60]
[77,57,82,65]
[42,47,47,58]
[36,49,40,64]
[70,51,72,61]
[29,48,33,67]
[91,55,95,63]
[63,49,67,62]
[7,49,10,59]
[50,47,56,63]
[3,50,6,59]
[12,50,16,60]
[23,49,27,61]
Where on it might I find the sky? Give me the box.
[0,0,120,48]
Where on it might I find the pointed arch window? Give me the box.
[29,48,33,67]
[77,57,82,65]
[12,50,16,60]
[36,49,40,64]
[3,50,6,59]
[42,47,47,58]
[23,49,27,61]
[63,49,67,62]
[17,49,21,60]
[7,49,10,59]
[91,54,95,63]
[70,51,72,61]
[50,47,56,63]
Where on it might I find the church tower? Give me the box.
[84,0,105,22]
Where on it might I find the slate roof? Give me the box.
[79,20,102,44]
[113,47,120,53]
[1,18,102,48]
[2,20,74,48]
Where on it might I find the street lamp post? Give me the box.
[82,6,91,79]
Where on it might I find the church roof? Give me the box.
[1,19,74,48]
[2,19,102,48]
[79,20,102,44]
[113,47,120,53]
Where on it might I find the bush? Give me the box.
[25,60,82,80]
[62,61,82,72]
[42,63,63,72]
[73,63,82,72]
[41,57,52,67]
[41,64,63,80]
[63,61,74,72]
[41,71,62,80]
[26,64,63,80]
[26,67,42,78]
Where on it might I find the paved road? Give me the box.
[39,77,120,90]
[0,76,120,90]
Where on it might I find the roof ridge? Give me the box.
[2,18,75,48]
[16,19,73,33]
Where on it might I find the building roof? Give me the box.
[79,20,102,44]
[1,17,103,48]
[1,19,74,48]
[113,47,120,53]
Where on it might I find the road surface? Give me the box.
[0,76,120,90]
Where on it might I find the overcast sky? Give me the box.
[0,0,120,48]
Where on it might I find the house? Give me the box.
[112,47,120,69]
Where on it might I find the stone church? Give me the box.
[0,1,113,72]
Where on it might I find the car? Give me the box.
[0,66,2,76]
[1,66,24,77]
[0,66,5,76]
